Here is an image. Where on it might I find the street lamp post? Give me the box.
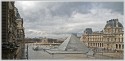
[27,44,28,59]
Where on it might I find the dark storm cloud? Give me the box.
[43,2,123,17]
[48,2,92,17]
[96,2,123,14]
[15,2,123,38]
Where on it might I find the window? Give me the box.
[102,43,103,47]
[115,29,116,33]
[107,38,109,42]
[119,44,121,49]
[116,29,118,33]
[115,38,116,42]
[119,38,120,42]
[17,34,20,38]
[122,45,124,49]
[122,38,123,42]
[94,43,95,46]
[116,44,118,49]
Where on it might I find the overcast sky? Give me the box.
[15,1,123,38]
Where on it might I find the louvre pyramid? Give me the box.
[58,34,90,53]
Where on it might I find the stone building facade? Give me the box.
[2,1,25,59]
[15,7,25,59]
[41,38,58,43]
[80,19,124,52]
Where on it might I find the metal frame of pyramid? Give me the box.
[46,34,94,55]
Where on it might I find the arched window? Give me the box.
[122,45,124,49]
[116,44,118,49]
[102,43,103,47]
[97,43,99,47]
[119,44,121,49]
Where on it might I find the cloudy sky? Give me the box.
[15,1,123,38]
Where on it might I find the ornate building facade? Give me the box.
[2,2,25,59]
[80,19,124,52]
[15,8,25,59]
[41,37,59,44]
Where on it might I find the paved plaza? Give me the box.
[24,43,123,60]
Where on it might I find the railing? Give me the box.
[34,43,61,45]
[93,48,116,53]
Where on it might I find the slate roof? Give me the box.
[84,28,93,34]
[105,19,123,28]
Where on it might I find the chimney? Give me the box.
[107,21,109,23]
[116,19,118,27]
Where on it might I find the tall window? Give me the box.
[116,44,118,49]
[102,43,103,47]
[122,45,124,49]
[107,38,109,42]
[94,43,95,46]
[119,44,121,49]
[17,34,20,38]
[119,38,120,42]
[115,38,116,42]
[100,43,101,47]
[122,38,123,42]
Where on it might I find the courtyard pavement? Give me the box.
[25,43,123,60]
